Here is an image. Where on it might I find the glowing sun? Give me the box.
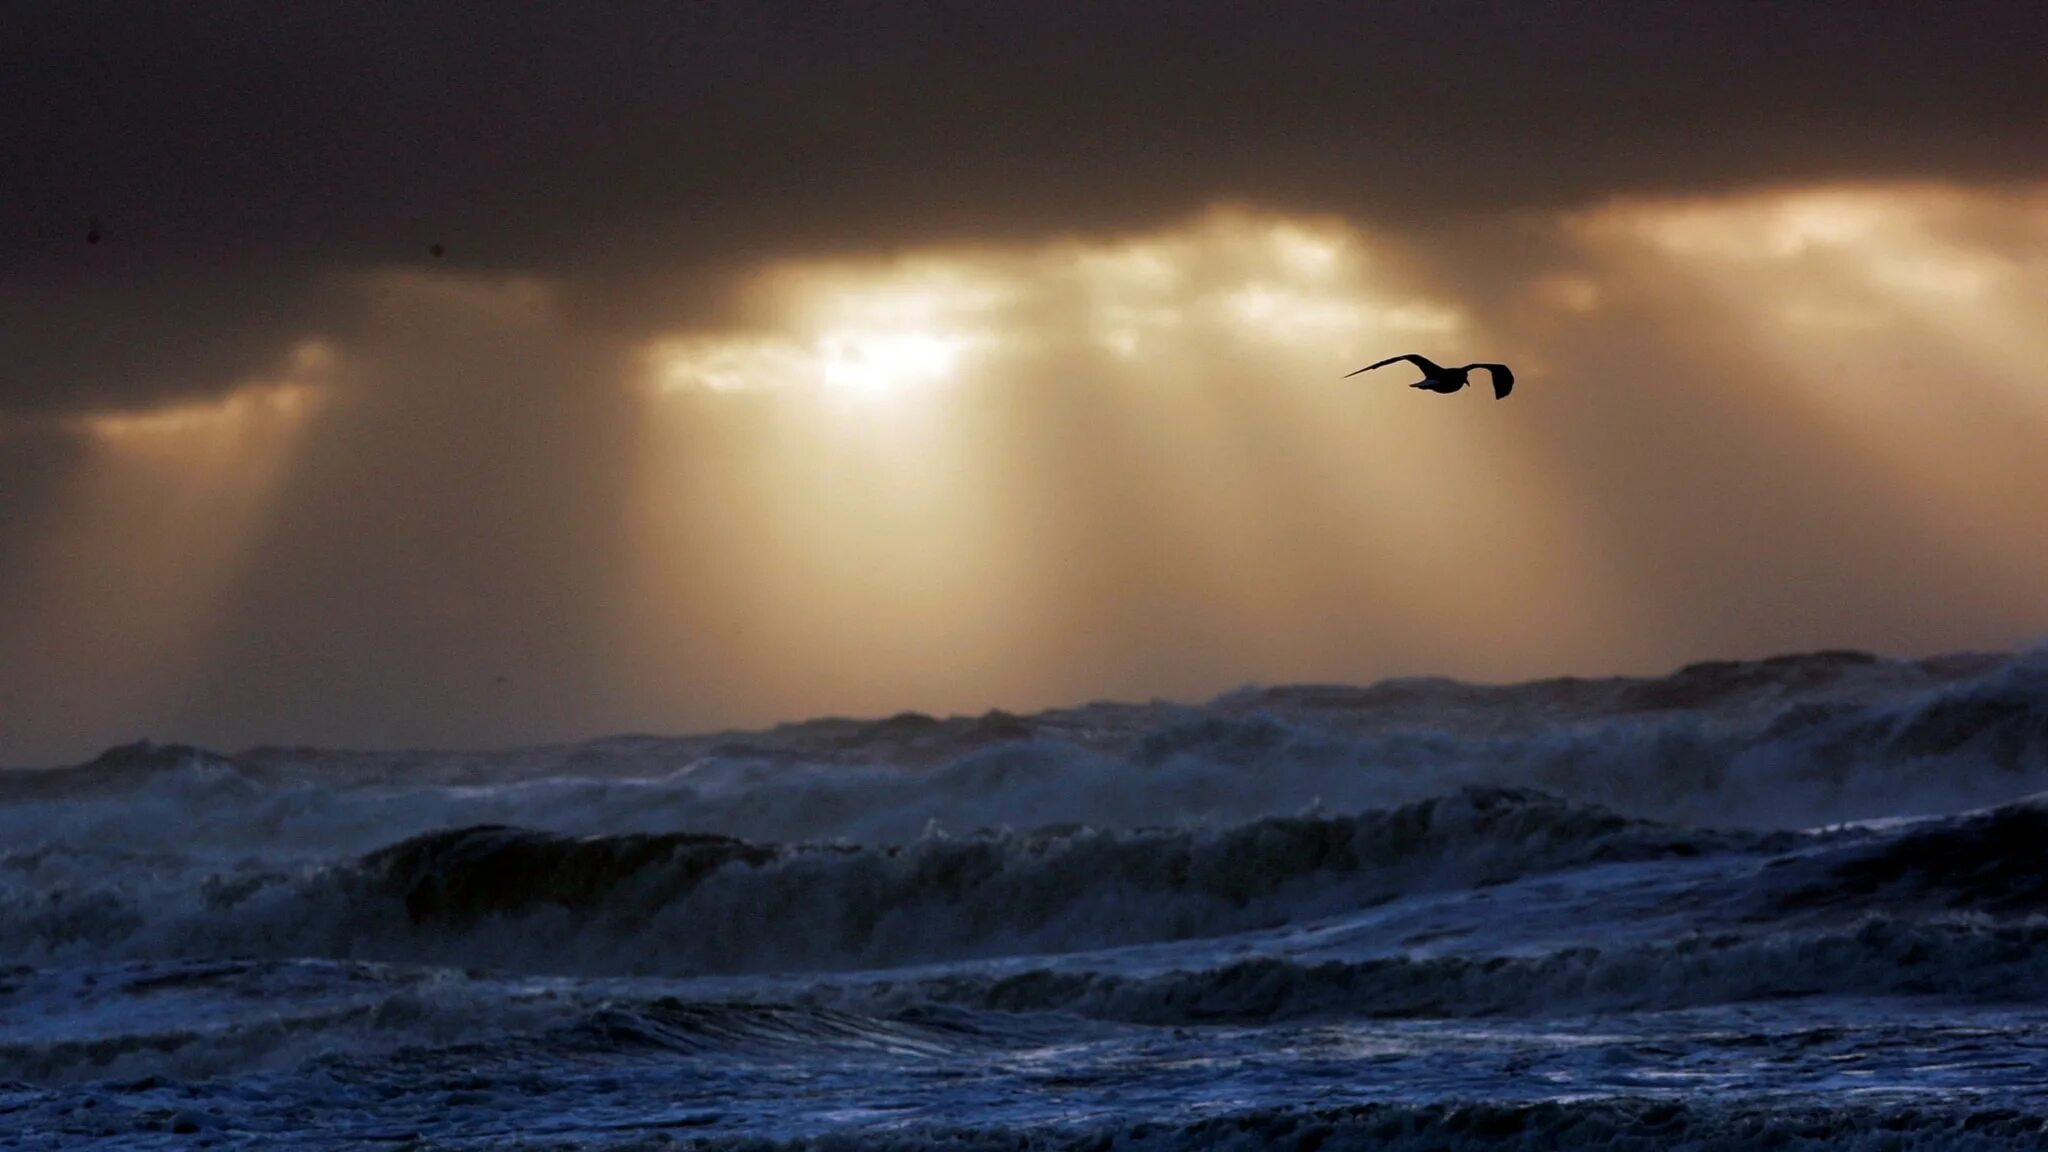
[816,327,975,398]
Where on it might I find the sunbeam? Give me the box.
[618,209,1635,720]
[1571,185,2048,609]
[0,345,332,754]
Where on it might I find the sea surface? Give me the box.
[5,648,2048,1149]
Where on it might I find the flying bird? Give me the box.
[1346,354,1513,398]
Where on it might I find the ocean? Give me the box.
[4,647,2048,1149]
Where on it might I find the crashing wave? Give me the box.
[0,789,1762,974]
[364,824,780,926]
[342,787,1762,973]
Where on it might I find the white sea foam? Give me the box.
[4,648,2047,1146]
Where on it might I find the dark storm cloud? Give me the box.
[7,0,2046,415]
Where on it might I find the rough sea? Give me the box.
[6,647,2048,1149]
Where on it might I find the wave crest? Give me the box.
[0,789,1754,974]
[333,788,1751,974]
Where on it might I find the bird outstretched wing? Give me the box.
[1469,363,1514,399]
[1344,353,1443,378]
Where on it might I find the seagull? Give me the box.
[1345,354,1514,399]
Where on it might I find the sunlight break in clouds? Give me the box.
[618,210,1632,728]
[621,190,2048,733]
[644,210,1463,403]
[9,187,2046,765]
[68,342,333,445]
[1542,183,2048,653]
[647,264,1012,405]
[1574,184,2048,482]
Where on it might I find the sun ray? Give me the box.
[2,345,333,751]
[622,207,1644,713]
[1564,184,2048,638]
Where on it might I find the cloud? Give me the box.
[7,2,2044,416]
[642,209,1462,401]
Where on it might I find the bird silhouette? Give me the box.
[1346,354,1513,398]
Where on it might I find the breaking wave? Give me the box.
[0,788,1762,975]
[8,648,2048,1144]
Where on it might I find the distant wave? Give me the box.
[0,959,575,1085]
[847,917,2048,1025]
[0,963,999,1086]
[1,650,2041,869]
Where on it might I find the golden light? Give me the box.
[1528,274,1603,315]
[72,381,324,444]
[1574,184,2048,416]
[1567,181,2048,618]
[1583,185,2024,303]
[1268,224,1343,278]
[66,340,329,443]
[4,341,335,752]
[616,207,1619,727]
[647,337,811,395]
[815,328,972,398]
[646,209,1467,403]
[648,265,1011,406]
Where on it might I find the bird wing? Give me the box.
[1469,363,1514,399]
[1344,353,1443,378]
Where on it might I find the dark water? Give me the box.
[5,648,2048,1148]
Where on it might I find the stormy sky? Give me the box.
[4,2,2047,764]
